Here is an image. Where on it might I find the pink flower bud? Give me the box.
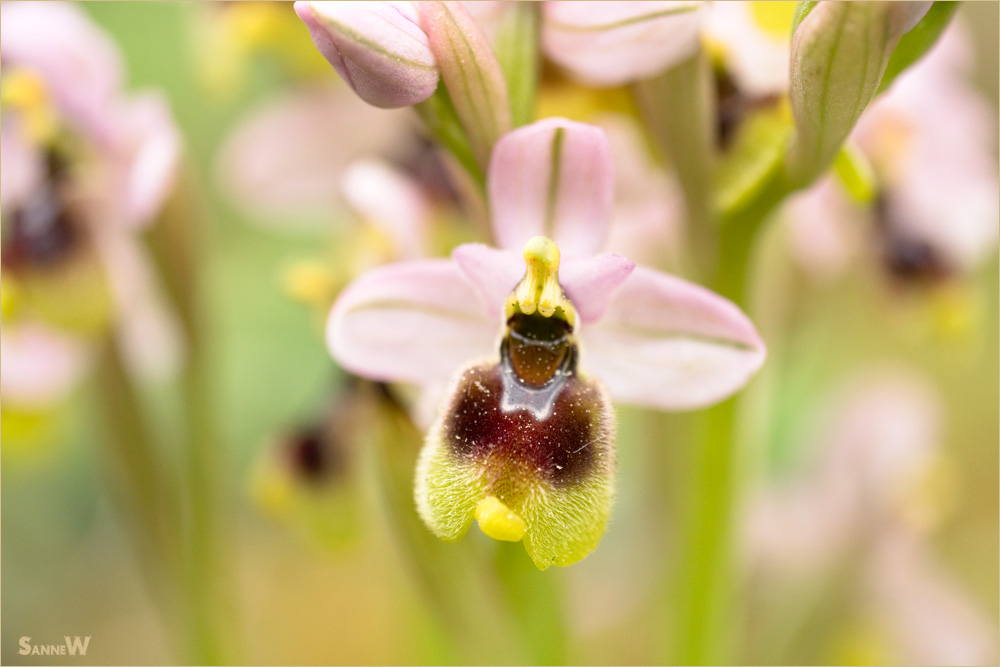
[295,1,439,108]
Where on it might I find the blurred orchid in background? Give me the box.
[784,18,999,289]
[216,84,417,233]
[539,1,705,87]
[1,1,181,416]
[746,367,997,665]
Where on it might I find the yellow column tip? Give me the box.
[506,236,575,325]
[522,236,560,270]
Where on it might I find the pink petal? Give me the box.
[542,1,704,87]
[340,158,430,260]
[0,1,124,146]
[870,530,998,665]
[327,260,500,384]
[296,1,439,108]
[215,84,414,230]
[117,92,181,229]
[451,243,523,320]
[489,118,614,256]
[0,323,92,406]
[92,231,184,383]
[581,266,765,409]
[560,253,635,323]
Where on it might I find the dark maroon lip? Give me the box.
[443,360,612,491]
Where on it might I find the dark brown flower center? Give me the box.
[285,425,344,486]
[2,153,81,272]
[874,195,953,283]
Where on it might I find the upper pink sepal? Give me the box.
[489,118,614,257]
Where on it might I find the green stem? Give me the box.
[671,177,795,663]
[494,2,540,127]
[665,115,803,666]
[148,172,232,664]
[634,47,717,234]
[671,396,741,665]
[96,340,184,653]
[370,385,523,664]
[415,86,485,190]
[181,321,229,665]
[633,44,751,666]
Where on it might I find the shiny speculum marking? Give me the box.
[444,311,606,490]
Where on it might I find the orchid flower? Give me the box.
[328,117,766,568]
[745,367,997,664]
[866,527,998,665]
[851,19,999,277]
[703,1,794,98]
[783,20,999,285]
[1,1,181,408]
[215,82,416,231]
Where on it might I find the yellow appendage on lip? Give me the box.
[505,236,576,326]
[474,496,526,542]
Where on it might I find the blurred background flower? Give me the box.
[1,1,181,454]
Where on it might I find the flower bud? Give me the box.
[415,236,615,570]
[295,1,439,108]
[786,1,931,184]
[419,1,511,167]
